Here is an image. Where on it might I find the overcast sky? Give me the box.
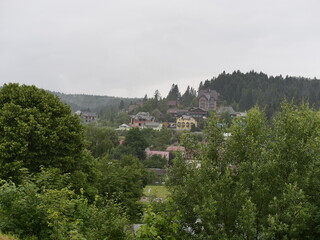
[1,0,320,98]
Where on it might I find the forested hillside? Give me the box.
[52,92,140,114]
[50,70,320,119]
[200,71,320,116]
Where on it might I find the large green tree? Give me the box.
[84,124,118,158]
[96,154,146,220]
[123,127,148,160]
[0,83,85,182]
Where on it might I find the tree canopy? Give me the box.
[199,70,320,116]
[139,103,320,239]
[0,83,85,182]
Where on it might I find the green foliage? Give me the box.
[84,124,118,158]
[95,155,146,220]
[0,170,131,240]
[141,128,174,151]
[181,85,197,108]
[143,186,170,199]
[98,108,130,128]
[136,199,181,239]
[164,103,320,239]
[143,155,167,169]
[166,84,181,101]
[0,84,85,183]
[219,111,233,127]
[119,100,125,110]
[200,70,320,117]
[123,128,148,160]
[53,91,138,113]
[135,98,168,116]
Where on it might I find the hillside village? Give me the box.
[2,71,320,239]
[73,86,247,185]
[76,88,246,131]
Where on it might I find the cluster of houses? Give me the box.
[74,90,246,185]
[74,89,246,132]
[119,89,246,132]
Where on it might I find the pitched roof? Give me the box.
[217,106,236,115]
[198,89,219,100]
[79,111,98,117]
[166,146,186,152]
[130,112,154,121]
[188,107,208,113]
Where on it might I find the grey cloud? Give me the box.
[1,0,320,97]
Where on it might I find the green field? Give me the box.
[143,185,169,199]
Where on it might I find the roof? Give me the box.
[167,100,179,106]
[167,109,188,114]
[119,123,131,128]
[130,112,154,121]
[198,89,219,100]
[79,111,98,118]
[178,115,195,121]
[188,107,208,113]
[144,122,162,128]
[145,150,170,160]
[236,112,247,117]
[217,106,236,115]
[166,146,186,152]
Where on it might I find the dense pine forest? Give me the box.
[200,70,320,116]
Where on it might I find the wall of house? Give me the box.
[176,117,197,130]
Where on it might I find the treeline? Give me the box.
[200,70,320,116]
[53,91,140,114]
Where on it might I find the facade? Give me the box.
[75,110,98,123]
[198,89,219,111]
[166,109,189,118]
[188,107,208,119]
[130,112,155,128]
[176,115,197,130]
[144,122,163,131]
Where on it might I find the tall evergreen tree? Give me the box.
[166,84,181,101]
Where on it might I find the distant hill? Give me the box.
[52,92,141,115]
